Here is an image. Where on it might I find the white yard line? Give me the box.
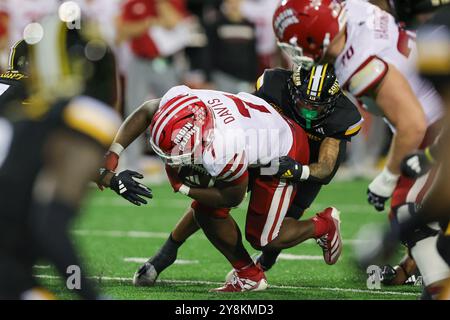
[71,229,369,245]
[123,257,199,265]
[88,197,374,214]
[277,254,323,261]
[34,274,418,297]
[72,229,207,240]
[73,230,171,239]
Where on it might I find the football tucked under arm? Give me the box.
[177,166,216,188]
[166,152,249,208]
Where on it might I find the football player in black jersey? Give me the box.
[251,64,363,270]
[130,64,363,285]
[0,16,151,299]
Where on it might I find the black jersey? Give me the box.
[0,72,28,114]
[254,68,363,143]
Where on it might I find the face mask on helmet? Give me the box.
[288,64,341,129]
[273,0,347,70]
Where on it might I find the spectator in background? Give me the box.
[116,0,191,170]
[240,0,279,73]
[71,0,129,114]
[74,0,123,47]
[0,0,59,70]
[204,0,257,93]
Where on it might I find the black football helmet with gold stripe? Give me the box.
[7,40,30,75]
[288,64,341,129]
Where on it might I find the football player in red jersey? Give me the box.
[98,83,345,292]
[272,0,449,298]
[110,64,363,288]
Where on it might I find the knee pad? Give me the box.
[411,234,450,286]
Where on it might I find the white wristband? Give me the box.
[178,184,190,196]
[368,167,400,198]
[300,165,310,180]
[109,142,124,156]
[381,167,400,183]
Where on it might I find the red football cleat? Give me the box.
[211,267,268,293]
[315,207,342,265]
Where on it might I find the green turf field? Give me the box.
[35,179,421,300]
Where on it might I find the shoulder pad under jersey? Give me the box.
[346,56,389,97]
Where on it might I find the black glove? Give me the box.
[401,150,434,179]
[110,170,153,206]
[367,190,389,212]
[275,156,309,181]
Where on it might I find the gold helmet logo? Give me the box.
[328,79,340,95]
[292,65,302,86]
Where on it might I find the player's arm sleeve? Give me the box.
[62,96,122,148]
[346,56,389,98]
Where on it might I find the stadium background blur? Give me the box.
[0,0,391,182]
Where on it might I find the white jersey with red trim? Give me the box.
[334,0,443,127]
[159,85,295,183]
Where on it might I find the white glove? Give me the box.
[367,168,399,212]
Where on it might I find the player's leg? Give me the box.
[0,224,39,299]
[0,127,46,299]
[29,129,103,300]
[257,181,321,270]
[193,202,267,292]
[437,224,450,300]
[437,222,450,266]
[245,176,341,265]
[380,254,418,286]
[133,206,200,286]
[391,173,450,299]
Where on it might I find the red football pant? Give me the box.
[192,119,310,249]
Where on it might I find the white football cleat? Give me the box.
[212,268,268,293]
[132,262,158,286]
